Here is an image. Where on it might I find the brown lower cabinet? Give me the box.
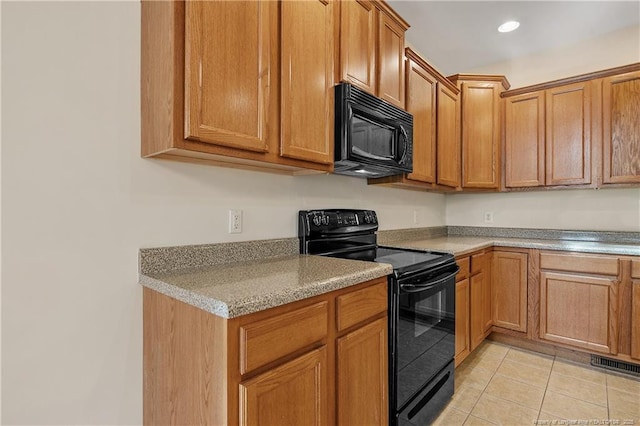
[629,260,640,360]
[539,252,619,354]
[492,250,528,333]
[454,256,471,366]
[454,250,493,366]
[143,277,388,426]
[470,250,492,351]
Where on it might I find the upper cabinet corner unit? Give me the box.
[368,48,461,191]
[141,0,335,174]
[337,0,409,109]
[502,63,640,190]
[448,74,510,190]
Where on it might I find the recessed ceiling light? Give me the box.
[498,20,520,33]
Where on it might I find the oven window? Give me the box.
[351,114,395,159]
[395,279,455,407]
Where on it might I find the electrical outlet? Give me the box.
[229,209,242,233]
[484,211,494,223]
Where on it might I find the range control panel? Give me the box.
[298,209,378,236]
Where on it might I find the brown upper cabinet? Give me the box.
[449,75,510,190]
[602,69,640,184]
[142,0,335,174]
[337,0,408,108]
[368,48,459,191]
[503,63,640,190]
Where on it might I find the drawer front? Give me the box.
[240,301,328,374]
[456,257,470,281]
[470,251,489,274]
[632,260,640,279]
[337,280,387,332]
[540,252,619,276]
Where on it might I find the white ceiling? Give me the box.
[387,1,640,75]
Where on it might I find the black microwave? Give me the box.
[334,83,413,178]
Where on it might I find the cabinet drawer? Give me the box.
[632,260,640,279]
[240,301,328,374]
[471,251,489,274]
[540,252,619,276]
[337,280,387,332]
[456,257,470,281]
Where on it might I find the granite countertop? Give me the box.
[139,254,392,319]
[383,236,640,257]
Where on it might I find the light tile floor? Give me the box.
[433,341,640,426]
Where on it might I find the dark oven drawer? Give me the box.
[397,360,454,426]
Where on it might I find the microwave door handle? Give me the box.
[398,125,409,164]
[399,267,459,293]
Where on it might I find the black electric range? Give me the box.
[299,209,458,426]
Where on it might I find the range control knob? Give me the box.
[321,215,330,225]
[364,214,371,224]
[312,215,322,226]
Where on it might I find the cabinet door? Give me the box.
[337,317,388,426]
[339,0,377,94]
[631,261,640,360]
[470,252,492,351]
[632,281,640,360]
[377,8,405,108]
[184,1,276,152]
[602,70,640,184]
[280,0,334,164]
[504,92,545,187]
[405,57,437,183]
[455,278,471,366]
[240,346,328,426]
[545,82,592,185]
[437,83,461,188]
[540,271,617,354]
[492,251,527,332]
[461,82,501,188]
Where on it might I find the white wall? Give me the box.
[447,24,640,232]
[0,2,445,424]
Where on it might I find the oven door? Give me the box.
[393,265,457,412]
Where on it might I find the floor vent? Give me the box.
[590,355,640,377]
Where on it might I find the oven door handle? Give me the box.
[399,267,460,293]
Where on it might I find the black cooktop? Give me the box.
[298,209,455,277]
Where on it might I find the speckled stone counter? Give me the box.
[139,244,392,318]
[381,236,640,257]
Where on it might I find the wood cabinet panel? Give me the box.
[377,8,405,108]
[339,0,377,94]
[337,317,388,426]
[240,346,328,426]
[632,281,640,360]
[280,0,334,164]
[460,82,501,188]
[545,82,592,185]
[336,279,387,331]
[492,251,527,332]
[437,83,461,188]
[602,70,640,184]
[470,251,492,350]
[184,1,274,152]
[504,91,545,187]
[540,252,619,276]
[456,257,470,282]
[240,301,328,374]
[405,56,437,183]
[455,278,471,366]
[540,271,618,354]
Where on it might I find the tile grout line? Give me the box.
[464,346,509,426]
[537,354,556,422]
